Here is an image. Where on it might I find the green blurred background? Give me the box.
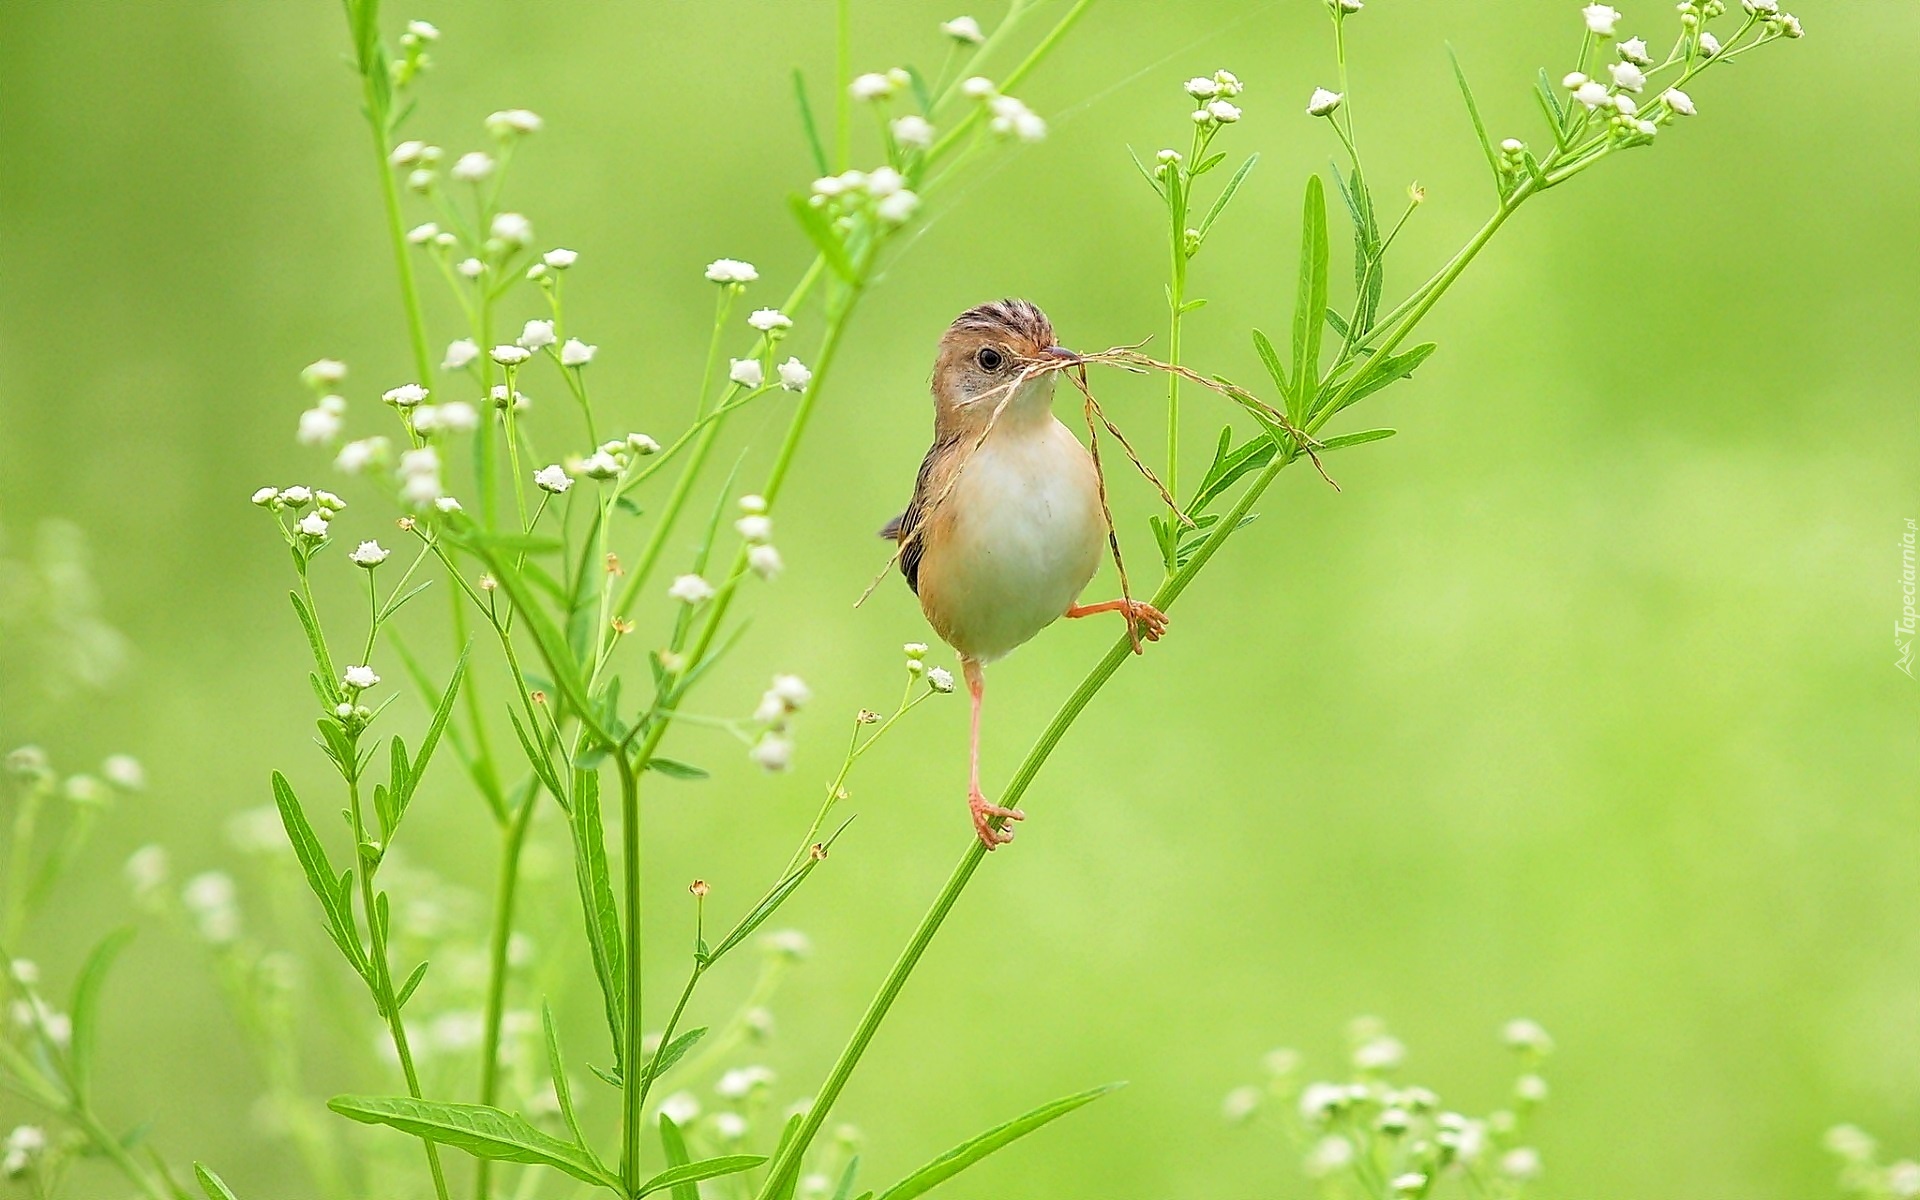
[3,1,1916,1196]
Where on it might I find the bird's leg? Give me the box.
[1065,598,1170,644]
[964,658,1023,849]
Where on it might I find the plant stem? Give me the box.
[473,783,538,1200]
[616,749,645,1196]
[360,66,433,386]
[71,1104,170,1200]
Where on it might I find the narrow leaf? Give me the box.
[543,1003,593,1156]
[636,1155,767,1199]
[642,1027,707,1085]
[328,1095,619,1189]
[793,69,830,176]
[568,770,626,1063]
[1447,44,1502,195]
[400,646,470,816]
[875,1083,1125,1200]
[1317,427,1398,451]
[644,757,709,782]
[1250,329,1290,406]
[193,1164,239,1200]
[271,772,366,975]
[1289,175,1329,426]
[67,927,134,1099]
[658,1113,700,1200]
[396,961,430,1009]
[1196,153,1258,239]
[1322,342,1438,417]
[287,590,337,693]
[789,195,859,283]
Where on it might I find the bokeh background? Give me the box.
[3,1,1916,1197]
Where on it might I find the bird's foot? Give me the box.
[969,790,1025,850]
[1124,600,1170,644]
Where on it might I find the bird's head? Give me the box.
[930,298,1078,434]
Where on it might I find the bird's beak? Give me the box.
[1042,345,1080,362]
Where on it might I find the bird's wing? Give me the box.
[880,440,950,596]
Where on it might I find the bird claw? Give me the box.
[1124,601,1169,644]
[970,791,1025,850]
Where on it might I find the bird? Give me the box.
[882,299,1168,849]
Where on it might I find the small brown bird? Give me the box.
[883,300,1168,849]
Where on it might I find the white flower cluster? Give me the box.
[705,257,759,285]
[334,435,391,475]
[959,76,1048,142]
[749,673,810,771]
[2,1125,45,1179]
[810,165,921,226]
[735,495,783,580]
[252,484,347,539]
[902,641,956,693]
[1185,69,1245,124]
[182,869,241,944]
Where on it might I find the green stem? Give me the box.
[72,1105,170,1200]
[616,750,645,1195]
[361,76,433,386]
[473,784,538,1200]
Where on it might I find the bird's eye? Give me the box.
[976,346,1005,372]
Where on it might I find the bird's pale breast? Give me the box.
[917,417,1104,662]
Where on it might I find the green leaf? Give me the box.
[67,927,133,1100]
[468,531,564,555]
[706,860,821,964]
[1535,67,1571,149]
[1196,153,1258,240]
[544,1003,593,1154]
[1192,438,1278,514]
[789,195,859,283]
[395,961,430,1009]
[765,1116,806,1200]
[642,1027,706,1085]
[328,1095,619,1189]
[1250,329,1290,407]
[1289,175,1329,426]
[1447,44,1502,196]
[455,540,608,746]
[568,770,626,1064]
[193,1163,239,1200]
[644,757,709,781]
[1321,342,1437,418]
[1317,427,1398,451]
[1192,151,1227,175]
[506,705,566,803]
[1123,145,1162,195]
[793,69,830,176]
[288,591,337,698]
[832,1157,863,1200]
[271,772,367,977]
[1324,307,1351,338]
[397,646,470,820]
[875,1083,1125,1200]
[636,1156,767,1198]
[658,1114,701,1200]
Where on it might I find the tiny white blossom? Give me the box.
[1213,69,1242,96]
[627,433,660,454]
[1562,71,1589,88]
[867,166,905,197]
[251,486,279,506]
[1608,60,1647,91]
[561,338,596,366]
[875,189,921,223]
[102,755,144,791]
[298,406,342,445]
[384,383,429,408]
[1391,1174,1428,1195]
[770,674,811,709]
[748,543,783,579]
[1583,4,1621,35]
[941,15,984,42]
[407,167,436,193]
[485,108,543,138]
[406,19,439,40]
[659,1092,701,1126]
[1613,92,1640,115]
[1499,1148,1542,1181]
[739,494,768,514]
[451,151,495,182]
[712,1112,748,1140]
[960,76,996,99]
[705,258,760,283]
[735,515,773,543]
[1307,87,1344,116]
[1663,87,1697,115]
[438,401,479,433]
[748,308,793,333]
[519,319,557,350]
[350,540,390,567]
[389,139,428,166]
[1207,99,1242,123]
[1184,76,1220,99]
[1222,1085,1261,1122]
[534,464,573,494]
[434,496,463,514]
[580,450,623,479]
[891,114,934,148]
[491,344,532,366]
[717,1064,778,1098]
[730,357,765,388]
[125,844,169,895]
[280,485,313,506]
[748,734,793,772]
[335,438,385,474]
[927,666,955,693]
[302,358,348,386]
[1618,36,1653,64]
[491,211,533,245]
[342,664,380,690]
[904,642,929,658]
[777,357,812,391]
[849,73,895,101]
[296,511,330,539]
[457,256,486,278]
[1699,30,1722,55]
[1573,80,1611,108]
[543,248,578,269]
[668,574,715,604]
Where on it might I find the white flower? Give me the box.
[437,401,479,432]
[927,666,955,693]
[1299,1082,1347,1122]
[580,450,624,479]
[849,73,895,101]
[1221,1085,1261,1122]
[875,189,921,224]
[1631,117,1658,136]
[1743,0,1779,12]
[491,211,533,245]
[987,94,1046,141]
[1618,36,1653,64]
[491,385,530,410]
[1503,1018,1554,1052]
[406,19,439,40]
[770,674,811,709]
[1699,30,1721,56]
[711,1112,748,1141]
[561,338,596,366]
[297,406,341,445]
[1499,1148,1542,1181]
[407,168,436,193]
[1304,1135,1355,1177]
[735,515,773,543]
[1307,87,1344,116]
[1663,87,1696,115]
[302,358,348,386]
[1207,99,1242,123]
[705,258,759,283]
[1184,76,1220,99]
[903,642,929,659]
[716,1065,778,1098]
[543,247,578,269]
[389,139,428,166]
[739,494,768,514]
[1391,1173,1428,1195]
[250,485,279,506]
[891,114,934,148]
[729,357,765,388]
[1890,1162,1920,1199]
[434,496,463,514]
[1608,60,1647,91]
[1353,1036,1405,1070]
[485,108,543,137]
[659,1092,701,1126]
[941,15,984,42]
[627,433,660,454]
[777,357,812,391]
[101,755,144,791]
[748,308,792,333]
[867,167,905,197]
[534,464,573,494]
[296,511,330,539]
[1213,69,1242,95]
[748,543,783,579]
[1613,92,1640,115]
[350,540,390,567]
[451,151,495,182]
[440,338,479,370]
[400,447,439,476]
[279,484,313,507]
[383,382,429,407]
[1156,148,1181,164]
[491,344,532,366]
[1573,80,1611,108]
[182,870,236,915]
[1562,71,1589,88]
[1516,1073,1549,1102]
[519,319,557,350]
[125,844,169,896]
[342,664,380,690]
[668,574,715,604]
[1582,4,1621,35]
[335,437,385,474]
[748,734,793,772]
[960,76,995,99]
